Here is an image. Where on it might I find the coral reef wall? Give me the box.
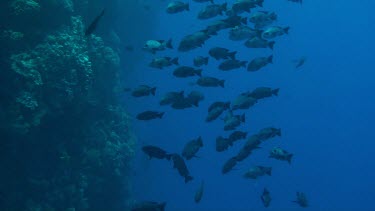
[0,0,151,210]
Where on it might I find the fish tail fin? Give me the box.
[269,41,275,50]
[287,154,293,164]
[241,61,247,67]
[229,51,237,60]
[185,3,190,11]
[219,80,225,88]
[273,88,279,96]
[284,27,290,34]
[166,39,173,49]
[268,55,273,64]
[159,202,167,211]
[204,57,209,65]
[151,87,157,96]
[241,114,246,123]
[196,69,203,77]
[171,57,179,65]
[185,176,194,183]
[158,112,165,119]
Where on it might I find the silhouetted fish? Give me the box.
[85,9,105,36]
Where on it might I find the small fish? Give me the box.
[85,9,105,36]
[247,87,279,99]
[160,91,184,106]
[197,76,225,88]
[269,147,293,164]
[171,97,194,110]
[143,39,173,54]
[194,180,204,203]
[293,192,308,207]
[198,3,227,20]
[206,101,230,122]
[223,111,245,131]
[229,131,247,143]
[222,156,237,174]
[244,37,275,49]
[171,154,194,183]
[194,56,209,67]
[131,85,156,97]
[149,57,179,69]
[247,55,273,72]
[231,0,263,15]
[209,47,236,60]
[166,1,189,14]
[182,136,203,160]
[261,188,272,207]
[256,127,281,142]
[249,11,277,29]
[229,25,261,41]
[243,135,261,151]
[262,26,290,39]
[235,147,253,162]
[187,91,204,106]
[131,201,167,211]
[142,145,172,160]
[218,59,247,71]
[173,66,202,78]
[216,136,231,152]
[243,166,272,179]
[136,111,164,121]
[231,95,257,110]
[293,57,306,68]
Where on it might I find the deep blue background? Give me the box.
[122,0,375,210]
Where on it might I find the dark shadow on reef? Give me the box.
[0,0,152,210]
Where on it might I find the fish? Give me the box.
[197,76,225,88]
[244,37,275,49]
[235,147,253,161]
[160,91,184,105]
[232,95,257,110]
[243,135,261,150]
[293,192,308,207]
[85,9,105,36]
[182,136,203,160]
[131,85,156,97]
[229,131,247,143]
[269,147,293,164]
[142,145,172,160]
[149,57,179,69]
[173,66,202,78]
[229,25,261,41]
[249,11,277,29]
[223,111,245,131]
[216,136,231,152]
[247,87,279,99]
[230,0,263,15]
[136,111,164,120]
[247,55,273,72]
[178,30,212,52]
[171,97,194,109]
[171,154,194,183]
[131,201,167,211]
[206,101,230,122]
[218,59,247,71]
[187,91,204,106]
[293,57,306,68]
[243,166,272,179]
[261,188,272,207]
[166,1,189,14]
[262,26,290,39]
[198,3,227,20]
[256,127,281,141]
[143,39,173,54]
[194,180,204,203]
[209,47,236,60]
[194,56,209,67]
[222,156,237,174]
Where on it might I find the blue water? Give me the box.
[122,1,375,210]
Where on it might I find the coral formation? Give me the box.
[0,0,140,210]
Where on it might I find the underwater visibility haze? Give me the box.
[1,0,375,210]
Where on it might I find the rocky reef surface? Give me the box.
[0,0,142,210]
